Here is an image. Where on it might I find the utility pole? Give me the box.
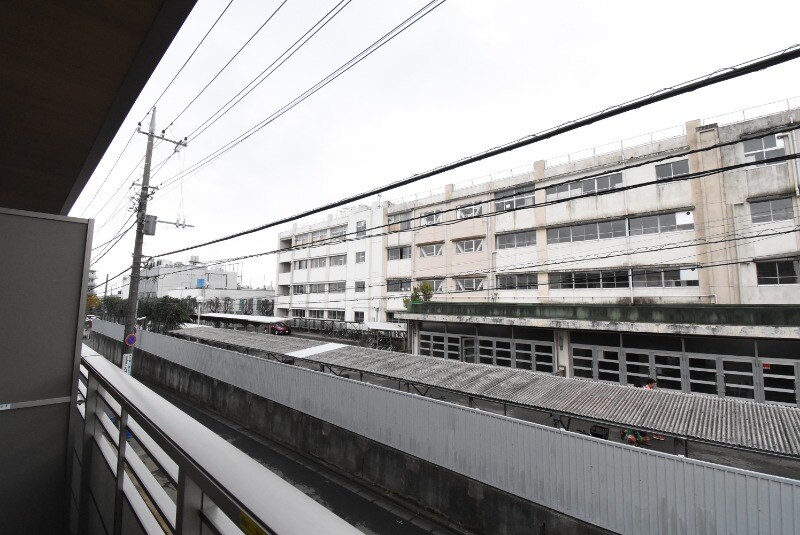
[121,107,186,374]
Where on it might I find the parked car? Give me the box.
[266,322,291,335]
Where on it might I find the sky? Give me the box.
[71,0,800,294]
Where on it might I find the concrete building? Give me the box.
[276,203,387,323]
[87,269,98,295]
[120,256,239,298]
[276,105,800,405]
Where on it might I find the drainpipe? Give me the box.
[777,128,799,197]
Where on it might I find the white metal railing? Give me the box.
[74,344,359,535]
[701,96,800,127]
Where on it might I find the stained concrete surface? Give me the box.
[143,380,463,535]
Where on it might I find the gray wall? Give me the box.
[90,323,800,535]
[0,209,90,533]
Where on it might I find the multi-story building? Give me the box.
[87,269,98,295]
[120,256,239,298]
[277,106,800,405]
[276,204,386,323]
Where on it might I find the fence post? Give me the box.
[176,470,203,534]
[77,373,99,534]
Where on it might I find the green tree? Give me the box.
[258,298,274,316]
[102,296,126,323]
[208,297,220,313]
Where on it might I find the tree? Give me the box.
[241,298,252,315]
[86,294,101,313]
[222,297,233,313]
[403,282,434,309]
[208,297,220,313]
[102,296,126,323]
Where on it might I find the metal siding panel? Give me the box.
[94,325,800,535]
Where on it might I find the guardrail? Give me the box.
[73,344,358,534]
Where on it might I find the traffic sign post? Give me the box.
[122,333,137,375]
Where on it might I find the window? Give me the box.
[311,229,328,243]
[355,281,366,292]
[743,134,785,165]
[329,254,346,266]
[632,267,699,287]
[455,278,484,291]
[419,243,443,257]
[751,197,793,223]
[308,310,324,319]
[328,281,346,293]
[388,211,413,231]
[330,225,347,239]
[416,279,444,292]
[457,203,482,219]
[294,259,308,270]
[292,284,306,294]
[328,310,345,321]
[420,210,442,225]
[545,173,622,201]
[354,311,365,323]
[294,233,310,246]
[496,230,535,249]
[550,270,629,289]
[387,279,412,292]
[387,246,411,261]
[655,159,690,180]
[356,220,366,237]
[494,185,534,212]
[308,283,326,293]
[497,273,538,290]
[629,211,694,235]
[547,219,626,244]
[309,257,326,268]
[756,259,799,285]
[455,238,484,254]
[291,309,306,318]
[355,251,366,263]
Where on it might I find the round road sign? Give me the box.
[125,333,137,347]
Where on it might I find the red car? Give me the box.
[266,322,292,335]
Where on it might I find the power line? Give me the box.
[184,0,353,140]
[121,151,800,292]
[149,44,800,258]
[92,211,136,252]
[91,223,136,267]
[78,129,137,217]
[154,0,449,192]
[151,0,236,110]
[166,0,291,129]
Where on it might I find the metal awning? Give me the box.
[200,313,288,324]
[364,322,407,332]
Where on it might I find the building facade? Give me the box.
[276,107,800,405]
[121,257,240,298]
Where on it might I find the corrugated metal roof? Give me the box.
[170,327,800,456]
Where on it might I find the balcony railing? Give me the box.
[73,345,358,534]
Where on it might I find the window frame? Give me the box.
[743,134,786,166]
[750,197,794,224]
[388,211,413,231]
[387,246,412,261]
[419,243,443,257]
[655,159,690,180]
[457,202,483,219]
[329,254,347,267]
[455,238,484,254]
[455,277,484,291]
[756,259,799,285]
[387,279,412,292]
[355,251,366,263]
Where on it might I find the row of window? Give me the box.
[292,281,347,294]
[418,332,555,372]
[291,309,365,322]
[571,345,797,405]
[294,252,366,269]
[547,210,694,244]
[288,260,797,297]
[289,135,786,248]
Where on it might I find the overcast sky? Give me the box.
[71,0,800,293]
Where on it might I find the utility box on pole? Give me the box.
[143,215,157,236]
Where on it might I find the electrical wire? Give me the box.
[78,129,137,217]
[150,44,800,258]
[184,0,353,140]
[151,0,236,110]
[166,0,291,129]
[153,0,449,193]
